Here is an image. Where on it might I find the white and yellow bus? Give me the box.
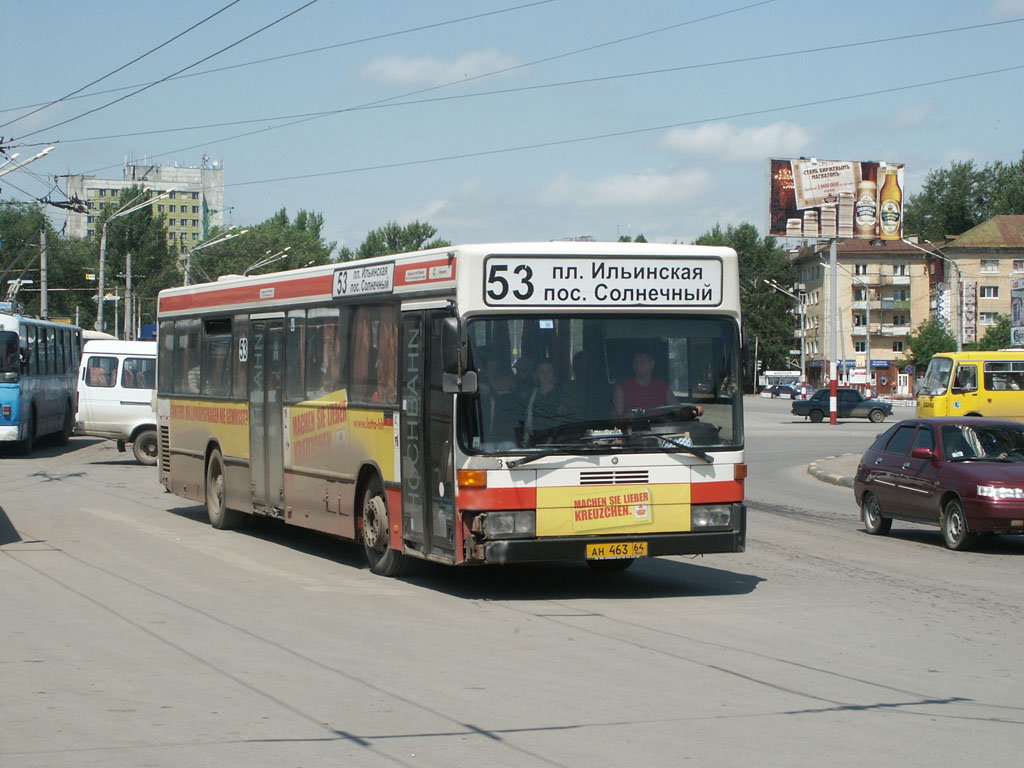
[917,350,1024,421]
[156,242,746,575]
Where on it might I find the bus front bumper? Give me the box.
[0,425,20,442]
[478,517,746,564]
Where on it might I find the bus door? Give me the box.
[399,310,456,561]
[249,317,286,515]
[950,363,981,415]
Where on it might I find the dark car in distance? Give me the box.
[854,417,1024,550]
[765,383,801,398]
[791,387,892,423]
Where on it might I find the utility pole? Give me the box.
[40,227,48,318]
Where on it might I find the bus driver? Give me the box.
[613,349,702,419]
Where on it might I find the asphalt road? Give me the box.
[2,399,1022,767]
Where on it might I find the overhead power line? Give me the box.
[0,1,241,132]
[0,0,557,119]
[31,17,1024,150]
[12,0,323,142]
[222,63,1024,188]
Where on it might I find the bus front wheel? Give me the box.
[361,477,405,577]
[16,410,35,455]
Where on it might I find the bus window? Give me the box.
[0,331,19,380]
[175,318,201,394]
[305,307,348,399]
[351,304,398,404]
[284,311,305,402]
[201,318,232,397]
[953,365,977,393]
[158,320,175,394]
[25,325,38,376]
[86,355,118,388]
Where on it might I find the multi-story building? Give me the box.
[791,238,931,396]
[786,216,1024,395]
[929,215,1024,347]
[65,157,226,263]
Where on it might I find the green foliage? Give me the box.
[695,222,796,373]
[618,234,648,242]
[973,314,1011,351]
[191,207,337,282]
[350,220,451,261]
[905,317,957,371]
[904,151,1024,239]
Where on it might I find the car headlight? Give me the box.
[480,510,536,539]
[977,485,1024,499]
[692,504,732,528]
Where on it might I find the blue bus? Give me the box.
[0,308,82,454]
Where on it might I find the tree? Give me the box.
[974,314,1011,351]
[191,207,336,282]
[904,153,1024,240]
[695,222,796,376]
[618,234,647,242]
[904,317,957,372]
[351,220,450,261]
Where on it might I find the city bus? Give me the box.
[0,305,83,454]
[917,349,1024,422]
[155,242,746,575]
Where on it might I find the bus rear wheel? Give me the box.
[16,411,35,455]
[361,477,404,577]
[206,449,242,529]
[56,402,73,446]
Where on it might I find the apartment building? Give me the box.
[791,238,931,395]
[65,157,226,263]
[787,216,1024,394]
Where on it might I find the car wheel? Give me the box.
[206,449,243,529]
[132,428,159,466]
[809,409,824,423]
[942,498,975,551]
[868,409,885,423]
[861,492,892,535]
[361,476,405,576]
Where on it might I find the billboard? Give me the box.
[768,158,905,241]
[1012,279,1024,347]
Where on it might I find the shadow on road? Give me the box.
[0,505,21,545]
[166,502,763,599]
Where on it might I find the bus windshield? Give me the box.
[464,314,742,455]
[0,331,20,380]
[919,356,953,396]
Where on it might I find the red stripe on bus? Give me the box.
[158,274,333,313]
[386,486,403,551]
[394,256,456,287]
[456,486,537,512]
[690,479,743,504]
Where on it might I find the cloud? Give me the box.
[989,0,1024,16]
[361,49,521,85]
[658,122,813,162]
[538,167,713,208]
[889,101,936,128]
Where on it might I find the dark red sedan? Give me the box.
[854,417,1024,550]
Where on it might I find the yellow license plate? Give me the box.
[586,541,648,560]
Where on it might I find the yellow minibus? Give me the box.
[917,350,1024,421]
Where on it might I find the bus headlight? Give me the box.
[479,510,536,539]
[692,504,732,528]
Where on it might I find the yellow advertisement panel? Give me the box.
[536,484,690,537]
[170,400,250,458]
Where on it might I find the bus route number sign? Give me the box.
[333,263,395,297]
[483,256,722,307]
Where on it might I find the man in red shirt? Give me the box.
[613,350,702,419]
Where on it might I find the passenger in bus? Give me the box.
[523,359,567,445]
[485,364,521,449]
[613,349,702,419]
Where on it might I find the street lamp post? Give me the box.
[903,237,963,352]
[184,227,249,285]
[764,279,806,396]
[96,189,173,333]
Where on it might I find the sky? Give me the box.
[2,0,1024,254]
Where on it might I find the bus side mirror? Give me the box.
[441,316,477,393]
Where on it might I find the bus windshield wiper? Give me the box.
[506,433,626,468]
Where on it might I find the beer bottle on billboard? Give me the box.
[878,169,902,241]
[854,179,877,238]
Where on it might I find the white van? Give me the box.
[76,340,158,464]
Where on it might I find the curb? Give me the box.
[807,454,858,488]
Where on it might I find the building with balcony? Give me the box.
[65,157,226,263]
[791,238,931,395]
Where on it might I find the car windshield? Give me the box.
[941,423,1024,462]
[462,313,742,456]
[919,356,953,396]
